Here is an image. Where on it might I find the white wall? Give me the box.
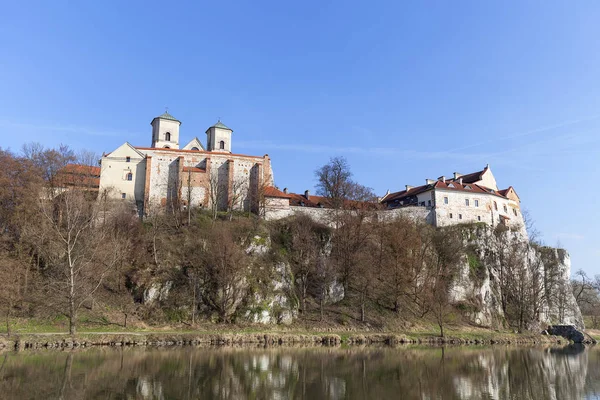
[206,127,232,152]
[152,119,181,149]
[99,144,146,205]
[433,189,524,231]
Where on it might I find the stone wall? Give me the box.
[264,205,433,226]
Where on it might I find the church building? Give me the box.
[98,111,274,215]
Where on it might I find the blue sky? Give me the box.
[1,1,599,276]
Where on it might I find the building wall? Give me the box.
[152,119,180,149]
[433,189,524,230]
[99,148,146,204]
[206,127,232,152]
[477,169,498,191]
[145,151,181,210]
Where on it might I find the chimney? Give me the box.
[304,190,310,199]
[405,185,414,191]
[438,176,446,182]
[426,179,435,184]
[458,178,463,184]
[283,188,288,194]
[453,172,462,179]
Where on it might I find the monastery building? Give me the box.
[98,111,274,216]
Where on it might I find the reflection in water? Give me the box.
[0,344,598,399]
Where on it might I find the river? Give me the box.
[0,345,598,399]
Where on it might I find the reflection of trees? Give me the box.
[0,345,597,399]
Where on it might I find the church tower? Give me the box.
[206,120,233,152]
[151,111,181,149]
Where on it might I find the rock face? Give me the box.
[134,224,583,329]
[547,325,585,343]
[450,225,584,330]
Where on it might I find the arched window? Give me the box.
[126,172,133,181]
[165,132,171,141]
[219,140,225,150]
[503,205,508,213]
[494,201,498,211]
[163,145,170,149]
[191,147,199,151]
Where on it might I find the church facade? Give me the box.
[98,112,274,215]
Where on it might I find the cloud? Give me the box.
[0,118,129,138]
[446,114,600,153]
[235,140,488,162]
[554,233,585,241]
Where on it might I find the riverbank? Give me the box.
[0,329,585,352]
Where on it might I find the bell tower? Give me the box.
[206,120,233,152]
[151,110,181,149]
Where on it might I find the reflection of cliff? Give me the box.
[0,346,597,399]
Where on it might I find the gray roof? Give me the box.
[210,120,232,131]
[154,111,180,123]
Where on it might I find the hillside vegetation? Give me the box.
[0,147,582,338]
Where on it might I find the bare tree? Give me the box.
[198,222,251,322]
[21,143,76,196]
[0,254,21,336]
[208,169,226,220]
[572,269,600,329]
[426,227,464,337]
[228,176,248,220]
[36,189,126,334]
[286,215,329,316]
[315,156,376,210]
[76,149,100,167]
[522,208,541,244]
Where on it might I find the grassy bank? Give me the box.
[0,316,582,352]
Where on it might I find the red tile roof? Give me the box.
[449,166,487,184]
[182,166,206,173]
[382,180,508,206]
[264,186,291,198]
[57,164,100,189]
[283,192,379,210]
[61,164,101,176]
[134,147,267,160]
[498,186,520,201]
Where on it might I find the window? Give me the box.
[474,199,479,207]
[513,209,518,216]
[165,132,171,141]
[219,140,225,150]
[494,201,498,211]
[121,193,126,199]
[163,145,170,148]
[191,147,199,151]
[465,185,472,190]
[449,213,453,219]
[503,205,508,213]
[459,214,462,220]
[477,216,481,221]
[427,200,431,207]
[444,197,449,204]
[126,156,131,162]
[448,183,455,188]
[126,172,133,181]
[465,199,470,206]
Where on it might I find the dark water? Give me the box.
[0,345,598,399]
